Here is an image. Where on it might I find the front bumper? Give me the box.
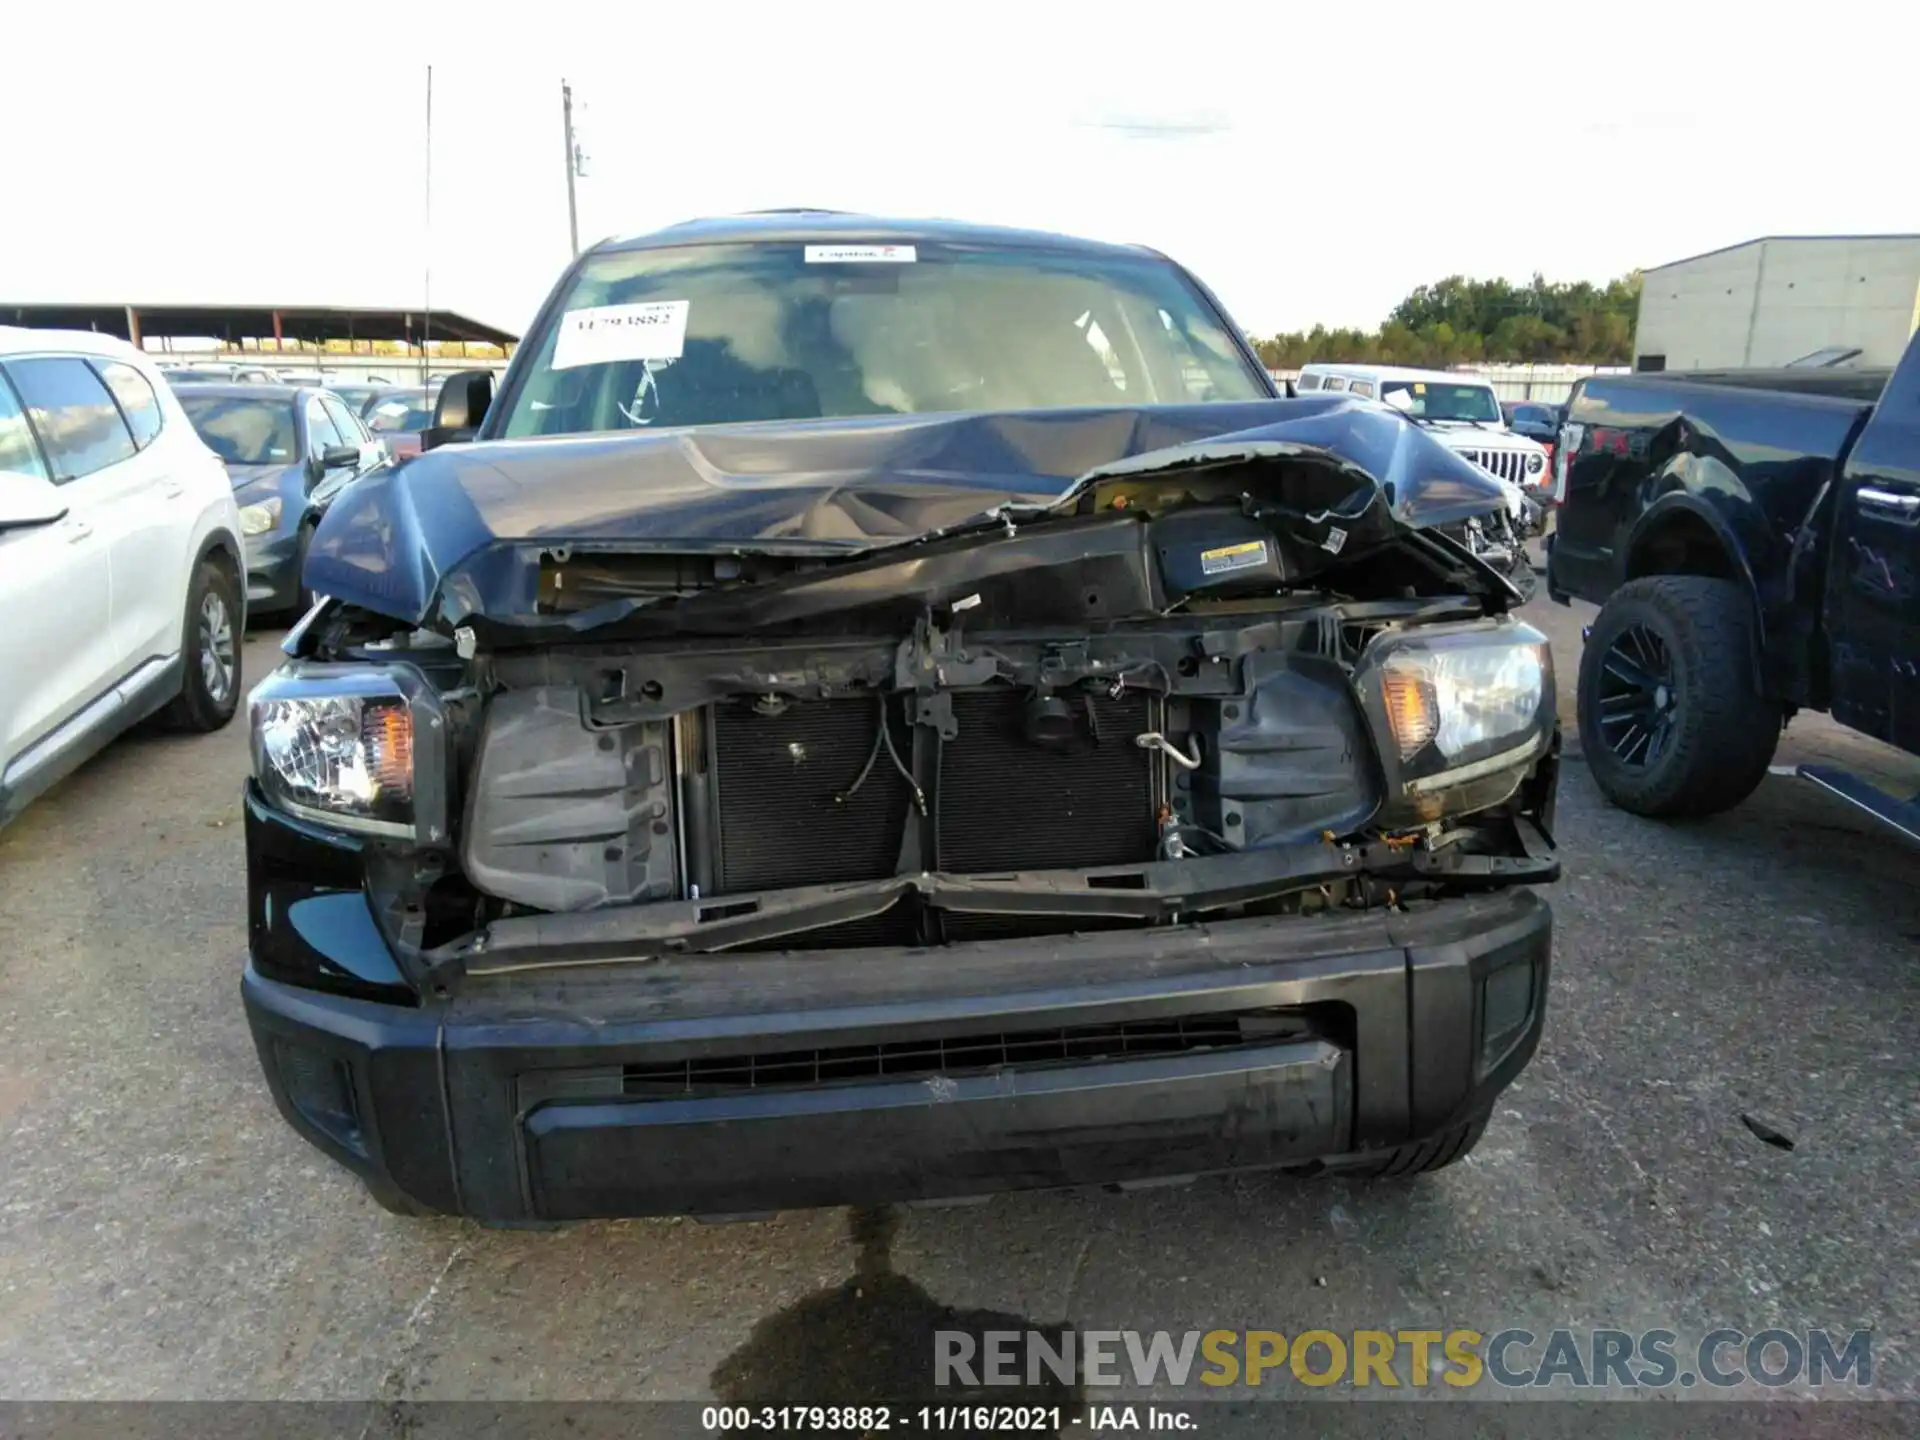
[242,882,1552,1223]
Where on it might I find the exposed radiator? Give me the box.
[937,688,1158,873]
[706,688,1161,936]
[711,698,911,894]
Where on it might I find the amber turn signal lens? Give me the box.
[1381,669,1438,759]
[361,702,414,798]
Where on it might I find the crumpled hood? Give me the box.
[306,395,1510,626]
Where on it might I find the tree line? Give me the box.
[1251,272,1641,370]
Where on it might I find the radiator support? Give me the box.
[702,686,1166,945]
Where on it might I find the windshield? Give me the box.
[365,391,434,433]
[496,241,1268,439]
[177,394,300,464]
[1379,380,1501,423]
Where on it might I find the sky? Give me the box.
[3,2,1910,341]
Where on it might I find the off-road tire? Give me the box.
[1345,1113,1489,1178]
[363,1178,439,1218]
[1578,576,1781,818]
[158,559,243,733]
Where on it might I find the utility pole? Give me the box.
[423,64,434,379]
[562,79,580,257]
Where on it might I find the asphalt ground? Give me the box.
[2,592,1915,1418]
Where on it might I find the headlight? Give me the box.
[1357,620,1555,822]
[1525,451,1545,476]
[239,498,283,536]
[1382,642,1544,763]
[249,666,447,841]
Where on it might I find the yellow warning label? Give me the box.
[1199,540,1270,577]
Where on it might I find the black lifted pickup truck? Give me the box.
[1549,331,1920,832]
[242,213,1558,1223]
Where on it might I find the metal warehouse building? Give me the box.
[1633,234,1920,370]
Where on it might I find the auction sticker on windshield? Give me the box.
[551,301,691,370]
[804,244,917,263]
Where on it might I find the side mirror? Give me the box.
[320,444,362,470]
[423,370,494,451]
[0,474,70,531]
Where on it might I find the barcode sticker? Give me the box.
[804,244,917,264]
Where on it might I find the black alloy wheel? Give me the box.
[1593,621,1677,767]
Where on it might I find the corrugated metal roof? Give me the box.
[0,302,518,347]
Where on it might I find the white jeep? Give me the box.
[1294,363,1551,514]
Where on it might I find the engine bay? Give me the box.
[266,457,1557,987]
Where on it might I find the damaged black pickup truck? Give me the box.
[241,214,1559,1222]
[1550,329,1920,832]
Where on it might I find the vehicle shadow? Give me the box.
[709,1206,1082,1431]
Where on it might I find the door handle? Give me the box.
[1858,486,1920,516]
[63,518,95,543]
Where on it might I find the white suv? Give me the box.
[1294,363,1551,512]
[0,328,246,828]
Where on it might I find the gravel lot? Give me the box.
[2,593,1916,1409]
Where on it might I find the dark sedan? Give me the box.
[362,386,435,460]
[329,382,396,417]
[1501,400,1565,448]
[162,366,243,385]
[173,385,384,617]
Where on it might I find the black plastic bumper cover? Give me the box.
[242,883,1551,1222]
